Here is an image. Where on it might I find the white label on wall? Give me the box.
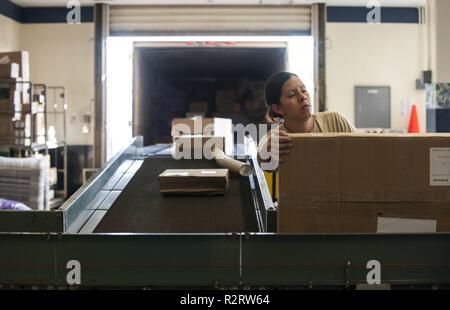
[430,148,450,186]
[377,217,437,233]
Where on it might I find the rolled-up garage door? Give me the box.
[109,5,311,36]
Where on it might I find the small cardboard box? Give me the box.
[188,101,208,114]
[0,63,19,79]
[279,133,450,233]
[0,51,30,80]
[172,117,233,155]
[159,169,229,195]
[173,135,225,159]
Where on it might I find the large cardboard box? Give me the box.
[279,133,450,233]
[172,117,233,155]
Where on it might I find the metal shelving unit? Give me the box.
[0,80,50,157]
[0,79,41,155]
[0,79,51,210]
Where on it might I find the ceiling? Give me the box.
[10,0,427,7]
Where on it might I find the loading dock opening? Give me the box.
[133,42,287,145]
[105,36,314,159]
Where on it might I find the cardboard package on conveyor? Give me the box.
[278,133,450,233]
[159,169,229,195]
[173,135,225,159]
[0,156,49,210]
[171,117,233,156]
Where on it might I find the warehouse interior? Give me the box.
[1,0,450,290]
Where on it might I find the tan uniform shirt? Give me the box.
[260,111,355,146]
[280,111,356,133]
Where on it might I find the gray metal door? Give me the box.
[355,86,390,128]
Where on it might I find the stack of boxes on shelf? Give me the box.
[243,81,266,123]
[215,89,237,115]
[0,59,20,146]
[0,51,52,209]
[213,80,266,124]
[185,101,208,118]
[0,51,37,147]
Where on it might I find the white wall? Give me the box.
[0,14,19,52]
[433,0,450,82]
[18,23,94,145]
[326,23,427,132]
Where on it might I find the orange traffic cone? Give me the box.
[408,104,420,133]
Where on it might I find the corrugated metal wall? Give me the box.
[109,5,311,35]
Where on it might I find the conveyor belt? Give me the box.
[94,156,259,233]
[4,137,450,288]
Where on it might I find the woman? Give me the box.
[258,71,355,165]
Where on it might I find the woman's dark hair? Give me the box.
[264,71,299,123]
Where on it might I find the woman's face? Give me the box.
[273,76,312,121]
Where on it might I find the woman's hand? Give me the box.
[270,129,293,157]
[258,129,293,165]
